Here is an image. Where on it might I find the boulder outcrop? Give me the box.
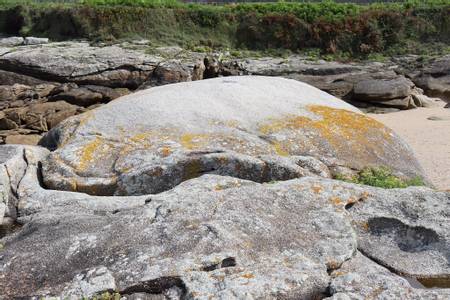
[1,42,448,144]
[412,55,450,103]
[39,76,425,196]
[0,144,448,299]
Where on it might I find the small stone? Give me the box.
[0,37,24,46]
[24,37,49,45]
[5,134,42,145]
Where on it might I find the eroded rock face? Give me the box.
[0,42,158,88]
[38,76,425,196]
[327,252,450,299]
[411,55,450,103]
[0,145,449,299]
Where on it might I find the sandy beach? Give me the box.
[370,104,450,191]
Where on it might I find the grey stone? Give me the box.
[346,186,450,279]
[327,252,450,300]
[413,56,450,102]
[4,134,42,145]
[0,42,160,88]
[24,37,49,45]
[0,37,24,47]
[353,77,414,102]
[50,86,104,107]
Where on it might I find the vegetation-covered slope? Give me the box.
[0,0,449,57]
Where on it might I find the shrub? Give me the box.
[335,166,425,189]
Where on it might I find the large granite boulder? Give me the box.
[0,145,449,299]
[38,76,425,196]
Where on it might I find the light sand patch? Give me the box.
[370,103,450,190]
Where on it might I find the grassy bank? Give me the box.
[0,0,449,57]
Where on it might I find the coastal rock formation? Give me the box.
[0,42,448,144]
[0,144,449,299]
[0,42,203,89]
[228,56,441,112]
[412,55,450,103]
[39,76,425,196]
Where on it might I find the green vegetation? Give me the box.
[334,166,425,189]
[0,0,449,58]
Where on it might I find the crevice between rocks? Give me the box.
[357,248,450,289]
[120,276,187,298]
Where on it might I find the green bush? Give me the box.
[0,0,448,57]
[335,166,425,189]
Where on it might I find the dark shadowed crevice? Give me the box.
[201,257,237,272]
[0,220,22,239]
[358,248,450,290]
[120,276,187,297]
[367,217,440,253]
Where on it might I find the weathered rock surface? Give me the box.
[1,42,448,144]
[39,76,425,196]
[353,77,413,102]
[327,252,450,299]
[0,145,449,299]
[228,56,440,111]
[0,42,203,89]
[412,55,450,103]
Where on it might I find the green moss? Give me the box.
[335,166,425,189]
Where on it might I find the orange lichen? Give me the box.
[214,184,224,191]
[160,146,172,157]
[180,133,209,150]
[332,271,347,277]
[329,196,343,206]
[311,185,323,194]
[360,191,370,200]
[241,273,255,279]
[360,221,370,231]
[272,141,289,156]
[327,260,341,270]
[77,137,102,171]
[259,105,394,161]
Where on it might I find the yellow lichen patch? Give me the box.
[360,221,370,231]
[241,273,255,279]
[346,196,358,205]
[180,133,209,150]
[272,141,289,156]
[332,271,347,277]
[160,146,172,157]
[258,105,394,160]
[329,196,343,206]
[360,191,370,201]
[209,119,240,129]
[129,132,152,148]
[327,260,341,270]
[311,185,323,194]
[214,184,224,191]
[77,137,113,171]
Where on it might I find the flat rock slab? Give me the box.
[39,76,425,196]
[347,186,450,278]
[327,252,450,299]
[353,77,414,102]
[0,42,161,88]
